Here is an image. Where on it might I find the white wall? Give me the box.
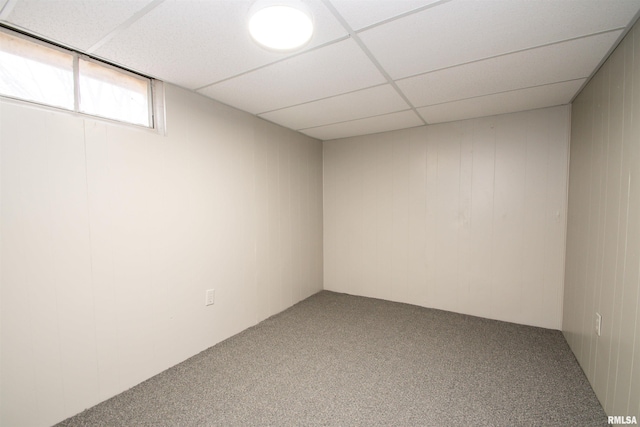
[563,21,640,419]
[324,106,570,329]
[0,84,323,427]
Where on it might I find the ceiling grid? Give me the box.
[1,0,639,140]
[320,0,428,126]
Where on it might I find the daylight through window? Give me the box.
[0,28,153,128]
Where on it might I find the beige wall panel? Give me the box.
[323,138,353,294]
[345,138,368,298]
[564,21,640,420]
[424,128,439,306]
[621,26,640,417]
[390,134,411,303]
[324,106,570,329]
[583,68,606,381]
[492,113,528,323]
[599,45,625,409]
[278,136,293,309]
[456,122,474,316]
[406,128,428,305]
[253,119,270,323]
[464,119,496,320]
[608,35,634,417]
[563,80,592,359]
[0,105,71,425]
[264,124,283,316]
[373,135,397,301]
[83,121,122,401]
[519,109,549,326]
[0,84,323,426]
[432,123,463,313]
[322,140,343,292]
[543,109,570,330]
[592,54,616,401]
[354,137,380,298]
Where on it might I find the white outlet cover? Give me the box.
[206,289,215,306]
[595,312,602,336]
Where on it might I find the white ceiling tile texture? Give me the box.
[93,0,347,88]
[359,0,640,80]
[301,110,424,140]
[397,30,623,108]
[258,84,410,130]
[417,79,586,124]
[4,0,156,51]
[329,0,442,30]
[198,39,387,114]
[2,0,639,140]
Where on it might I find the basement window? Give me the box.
[0,27,156,128]
[0,29,74,109]
[79,58,150,127]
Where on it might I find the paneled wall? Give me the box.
[563,22,640,418]
[0,84,323,427]
[324,106,570,329]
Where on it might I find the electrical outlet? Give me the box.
[205,289,215,306]
[595,312,602,337]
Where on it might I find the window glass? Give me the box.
[0,28,155,128]
[79,58,150,127]
[0,30,74,109]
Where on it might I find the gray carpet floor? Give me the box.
[56,291,608,426]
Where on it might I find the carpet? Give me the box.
[56,291,607,426]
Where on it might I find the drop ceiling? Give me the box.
[1,0,639,140]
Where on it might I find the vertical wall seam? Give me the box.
[607,44,628,412]
[489,121,497,316]
[81,121,101,404]
[625,26,639,415]
[561,105,571,332]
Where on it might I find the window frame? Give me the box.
[0,27,75,110]
[77,54,154,128]
[0,25,160,131]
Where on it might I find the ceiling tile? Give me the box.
[328,0,441,30]
[417,80,585,124]
[359,0,640,79]
[301,110,423,140]
[93,0,347,89]
[398,30,621,108]
[198,39,386,115]
[2,0,639,140]
[259,84,409,130]
[2,0,155,51]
